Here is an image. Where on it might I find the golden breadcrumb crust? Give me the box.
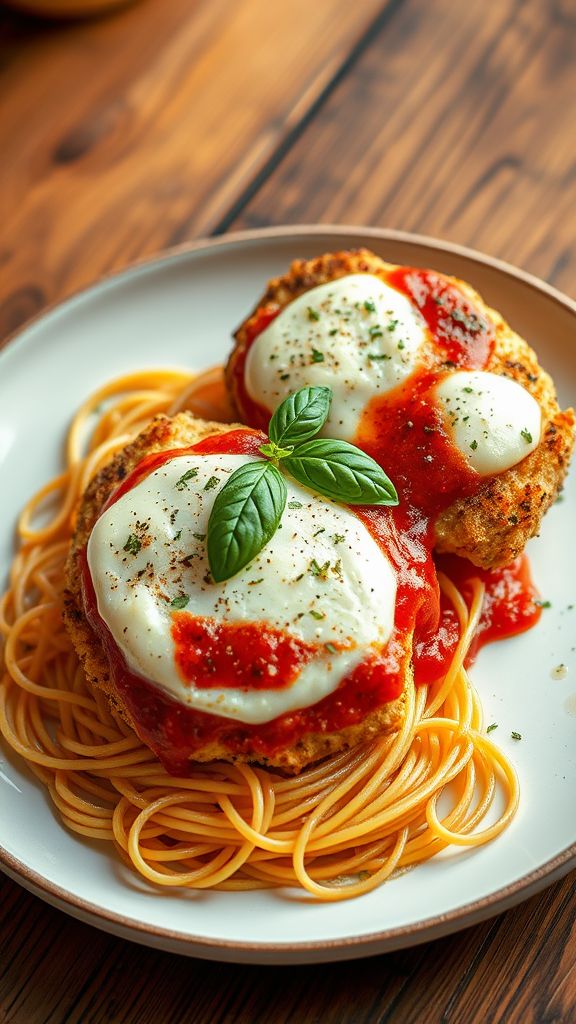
[226,248,575,568]
[63,412,405,775]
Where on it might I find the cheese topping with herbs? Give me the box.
[245,274,427,440]
[435,370,542,475]
[87,453,397,724]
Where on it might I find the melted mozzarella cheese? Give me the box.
[435,370,541,475]
[87,453,397,724]
[245,274,426,440]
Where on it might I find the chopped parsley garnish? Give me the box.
[309,558,330,580]
[387,319,399,332]
[368,325,383,338]
[397,340,405,350]
[368,352,391,361]
[171,594,190,610]
[123,534,141,555]
[175,468,198,491]
[520,428,533,444]
[248,578,264,586]
[332,533,345,544]
[470,439,478,451]
[535,599,551,608]
[329,328,338,336]
[325,642,337,654]
[288,501,303,509]
[313,527,326,537]
[309,609,326,620]
[311,348,325,364]
[280,373,290,381]
[204,476,219,491]
[463,386,474,393]
[511,731,522,741]
[174,529,182,541]
[193,532,206,541]
[307,306,320,321]
[486,723,498,733]
[364,299,376,313]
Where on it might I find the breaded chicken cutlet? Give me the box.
[63,412,407,775]
[227,249,575,569]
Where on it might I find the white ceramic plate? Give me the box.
[1,227,575,964]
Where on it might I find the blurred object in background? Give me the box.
[2,0,140,17]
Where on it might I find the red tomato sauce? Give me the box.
[413,553,542,684]
[81,266,541,774]
[356,368,482,517]
[171,615,321,691]
[386,267,495,369]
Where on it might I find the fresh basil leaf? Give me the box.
[207,461,287,583]
[268,386,332,448]
[283,439,398,506]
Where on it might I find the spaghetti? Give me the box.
[0,368,519,900]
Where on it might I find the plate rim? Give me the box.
[1,224,575,363]
[1,224,575,960]
[1,839,574,960]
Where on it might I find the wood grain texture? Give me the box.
[0,0,384,338]
[0,869,575,1023]
[229,0,576,299]
[1,0,576,1020]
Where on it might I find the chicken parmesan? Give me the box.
[227,249,574,568]
[64,412,421,774]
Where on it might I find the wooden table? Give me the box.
[1,1,575,1020]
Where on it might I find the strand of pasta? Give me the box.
[0,367,519,900]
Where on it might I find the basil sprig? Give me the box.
[207,386,397,582]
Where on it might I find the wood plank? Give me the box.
[0,0,384,338]
[0,870,574,1023]
[229,0,576,297]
